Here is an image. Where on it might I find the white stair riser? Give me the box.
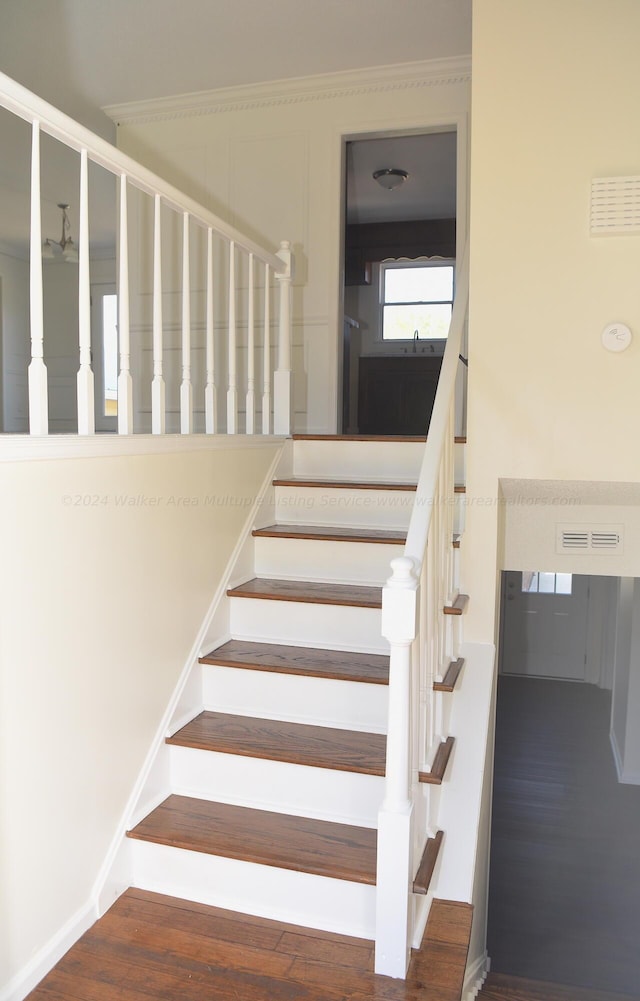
[229,596,386,652]
[292,439,465,483]
[275,485,414,530]
[169,746,383,828]
[293,440,425,480]
[254,536,401,585]
[203,664,388,732]
[130,839,377,940]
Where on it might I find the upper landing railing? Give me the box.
[0,70,294,436]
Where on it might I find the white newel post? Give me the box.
[151,194,165,435]
[28,121,48,435]
[117,174,133,434]
[274,240,293,435]
[77,148,94,434]
[375,556,418,978]
[205,227,217,433]
[180,211,192,434]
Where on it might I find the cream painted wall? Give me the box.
[466,0,640,642]
[0,441,279,991]
[114,64,470,433]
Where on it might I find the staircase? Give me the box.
[125,432,469,974]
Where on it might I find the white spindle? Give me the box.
[76,148,94,434]
[262,263,271,434]
[274,240,293,435]
[375,556,418,978]
[117,174,133,434]
[151,194,165,435]
[246,253,255,434]
[205,227,217,433]
[227,240,237,434]
[180,211,192,434]
[28,121,48,435]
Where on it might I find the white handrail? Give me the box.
[404,240,469,567]
[0,70,285,273]
[375,240,469,978]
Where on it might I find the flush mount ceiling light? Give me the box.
[372,168,409,191]
[43,203,79,263]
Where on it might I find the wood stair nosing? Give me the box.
[412,830,444,895]
[167,710,387,776]
[199,640,390,686]
[433,658,465,693]
[127,794,378,886]
[227,577,382,609]
[443,593,469,616]
[292,434,427,442]
[418,737,455,785]
[273,476,418,492]
[252,523,406,545]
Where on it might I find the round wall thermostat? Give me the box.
[602,322,632,352]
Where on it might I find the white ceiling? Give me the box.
[0,0,470,253]
[346,132,457,224]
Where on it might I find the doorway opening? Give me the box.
[489,571,640,994]
[340,130,457,435]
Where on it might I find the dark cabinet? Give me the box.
[358,355,442,435]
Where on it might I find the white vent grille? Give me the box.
[590,176,640,235]
[556,523,623,554]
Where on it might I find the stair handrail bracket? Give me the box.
[376,241,469,978]
[0,69,294,437]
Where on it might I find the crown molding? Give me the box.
[104,56,471,127]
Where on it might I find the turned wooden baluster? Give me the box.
[151,194,165,435]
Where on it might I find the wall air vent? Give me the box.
[590,176,640,235]
[556,524,623,554]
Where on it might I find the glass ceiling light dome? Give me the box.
[372,168,409,191]
[43,203,79,263]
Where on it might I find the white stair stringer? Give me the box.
[169,745,383,827]
[202,663,388,732]
[229,595,386,652]
[129,838,377,940]
[254,535,402,586]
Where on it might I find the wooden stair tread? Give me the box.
[479,972,637,1001]
[199,640,389,685]
[227,577,382,608]
[127,795,377,885]
[273,476,417,491]
[412,830,444,895]
[253,523,406,544]
[292,433,427,442]
[443,593,469,616]
[167,711,386,776]
[433,658,465,692]
[419,737,455,785]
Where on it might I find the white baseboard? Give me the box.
[462,950,489,1001]
[0,900,97,1001]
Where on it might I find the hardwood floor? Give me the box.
[488,676,640,997]
[27,890,473,1001]
[479,971,638,1000]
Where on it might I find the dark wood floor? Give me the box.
[27,890,473,1001]
[488,676,640,997]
